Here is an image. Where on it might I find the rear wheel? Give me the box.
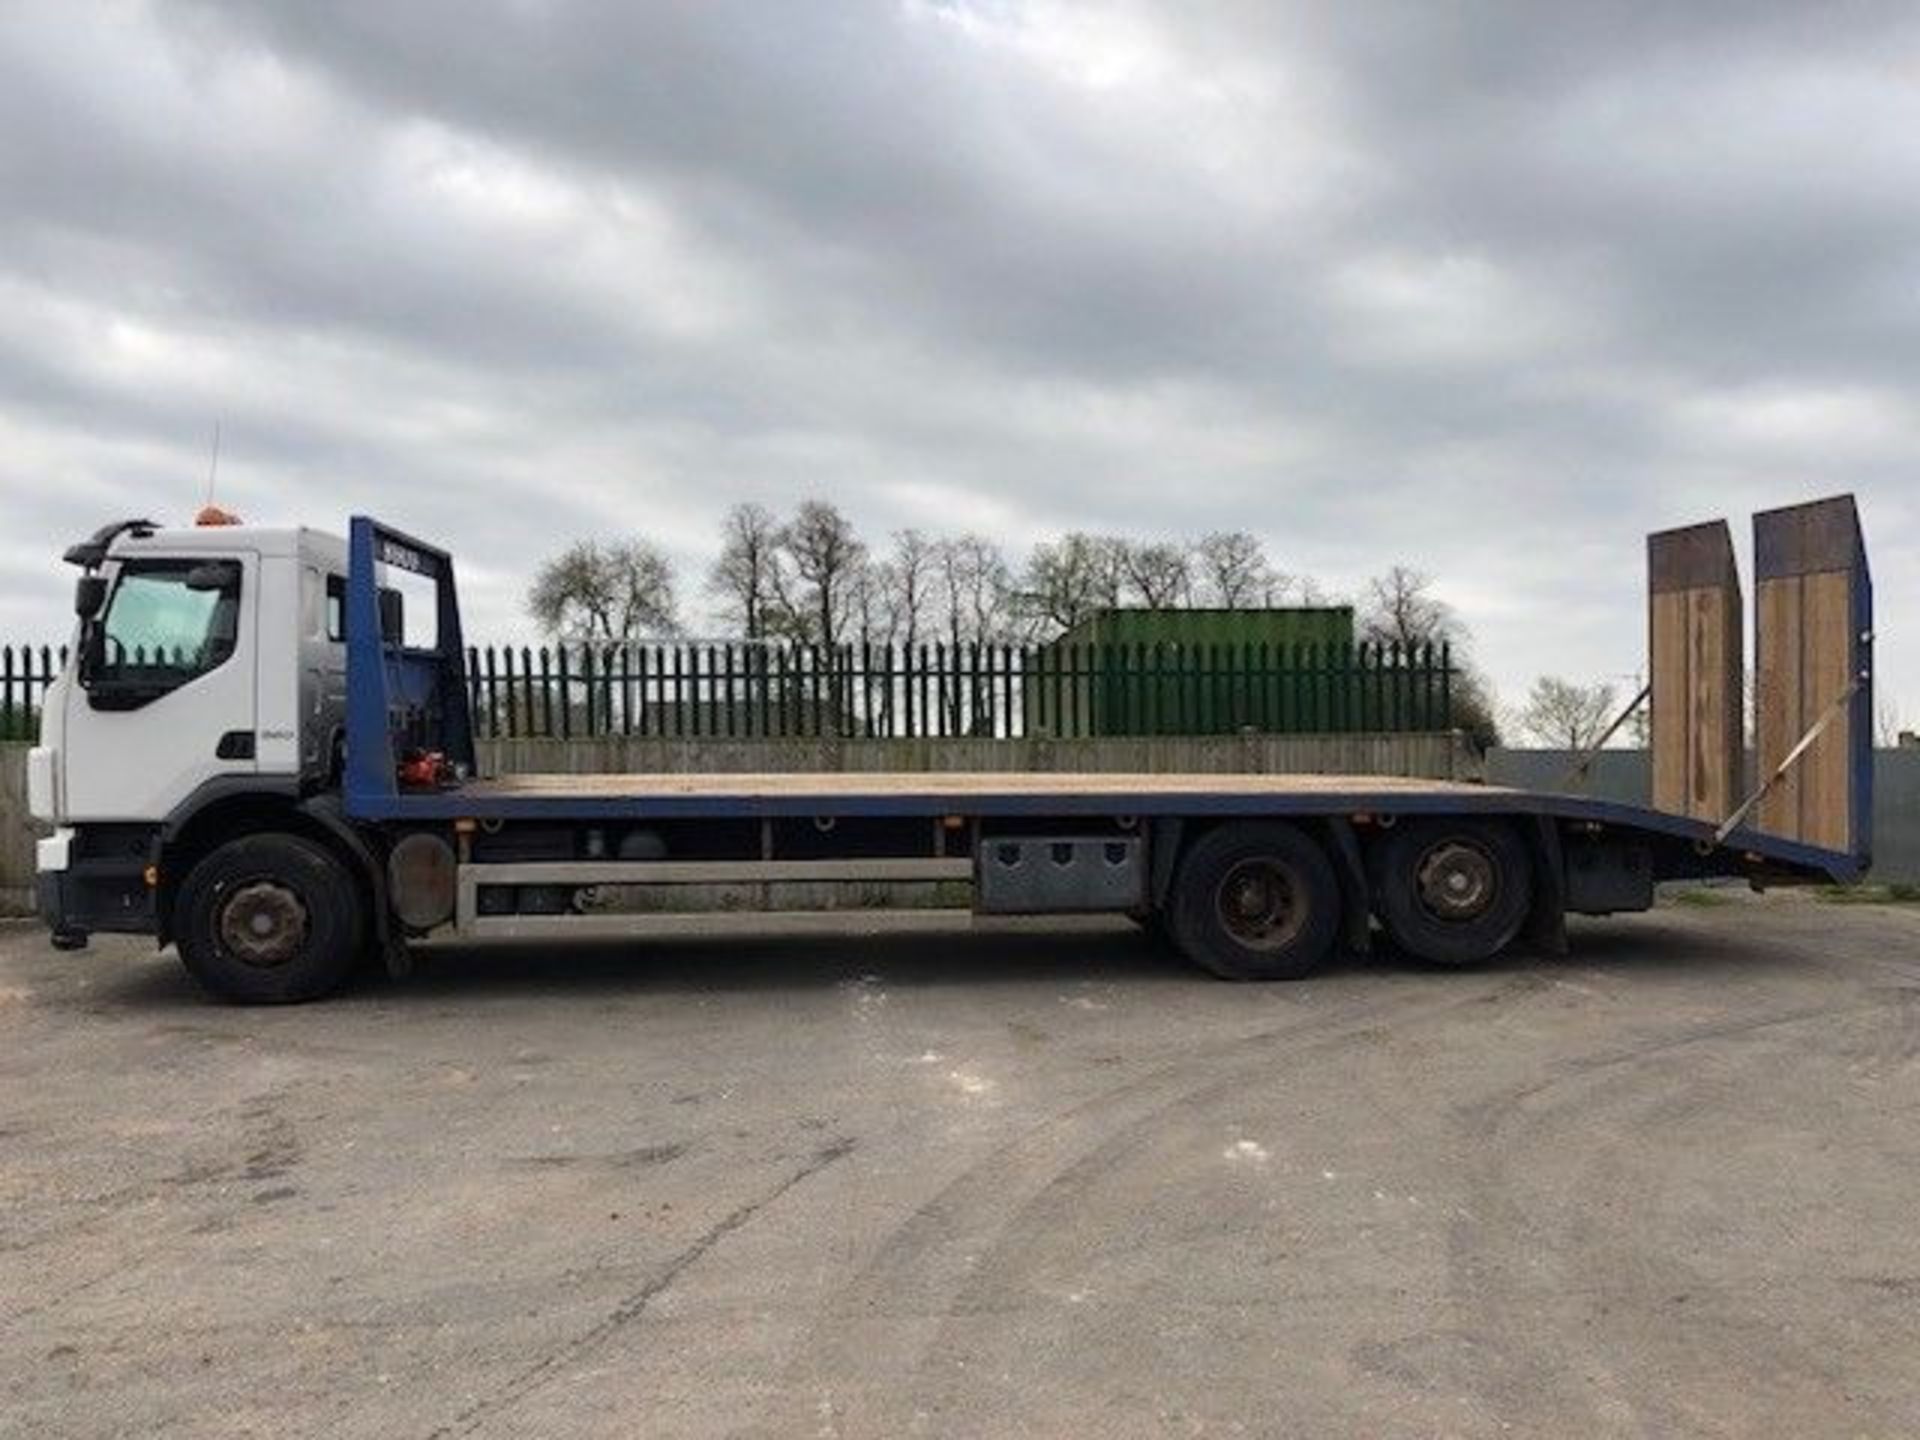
[1373,818,1532,966]
[174,833,366,1003]
[1168,822,1341,981]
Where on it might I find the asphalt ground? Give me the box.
[2,896,1918,1438]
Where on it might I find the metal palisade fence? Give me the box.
[3,643,204,740]
[463,640,1454,741]
[1,639,1454,743]
[1,645,64,742]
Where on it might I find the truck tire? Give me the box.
[174,833,366,1003]
[1167,822,1340,981]
[1372,818,1532,966]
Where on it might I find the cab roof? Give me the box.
[83,522,347,566]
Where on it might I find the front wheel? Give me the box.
[174,833,366,1003]
[1167,822,1341,981]
[1372,818,1533,966]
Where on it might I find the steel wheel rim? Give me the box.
[218,880,311,968]
[1413,839,1498,923]
[1214,857,1306,952]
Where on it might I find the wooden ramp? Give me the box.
[1648,519,1743,823]
[1752,495,1873,856]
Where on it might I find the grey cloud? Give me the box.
[0,0,1914,723]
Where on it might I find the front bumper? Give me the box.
[36,827,157,938]
[34,829,71,931]
[35,870,64,931]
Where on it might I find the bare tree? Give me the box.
[1360,564,1457,650]
[1193,531,1283,607]
[1876,694,1903,749]
[1293,574,1333,606]
[937,534,1015,647]
[1118,539,1194,608]
[528,539,678,639]
[1357,562,1501,747]
[1016,532,1124,636]
[1518,675,1620,750]
[880,528,938,650]
[1452,669,1503,752]
[706,503,783,640]
[847,558,900,648]
[774,499,866,650]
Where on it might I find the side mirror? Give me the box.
[77,624,107,683]
[74,574,108,619]
[378,588,405,645]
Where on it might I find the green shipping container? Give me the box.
[1026,607,1362,738]
[1064,608,1356,651]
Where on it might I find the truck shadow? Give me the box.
[379,912,1780,1001]
[399,922,1187,998]
[65,912,1793,1011]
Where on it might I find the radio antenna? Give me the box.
[204,420,222,504]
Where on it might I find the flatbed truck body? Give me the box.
[27,502,1874,1002]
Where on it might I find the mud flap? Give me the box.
[297,795,410,979]
[1523,815,1569,956]
[1326,818,1374,956]
[1148,817,1184,908]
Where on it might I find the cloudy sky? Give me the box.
[1,1,1914,728]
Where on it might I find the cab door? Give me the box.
[61,551,259,821]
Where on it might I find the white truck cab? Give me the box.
[31,517,349,944]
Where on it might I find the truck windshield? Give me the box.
[84,560,242,708]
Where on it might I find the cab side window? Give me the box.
[84,560,243,710]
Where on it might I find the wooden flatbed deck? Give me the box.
[440,769,1568,828]
[464,772,1503,801]
[434,770,1550,830]
[378,770,1861,883]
